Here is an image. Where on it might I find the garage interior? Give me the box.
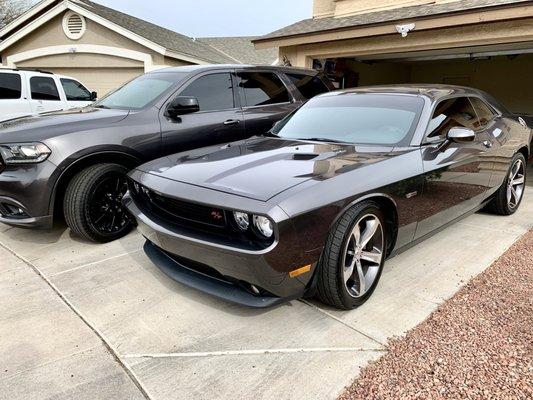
[314,41,533,115]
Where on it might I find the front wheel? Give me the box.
[485,153,527,215]
[316,201,387,310]
[64,163,134,243]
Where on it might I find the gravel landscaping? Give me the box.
[340,229,533,400]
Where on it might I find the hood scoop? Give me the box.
[292,153,318,161]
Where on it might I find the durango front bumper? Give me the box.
[123,186,317,307]
[0,160,56,228]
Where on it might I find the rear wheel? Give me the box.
[486,153,527,215]
[317,201,387,309]
[63,163,133,243]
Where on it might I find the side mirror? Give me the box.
[165,96,200,119]
[90,91,98,101]
[447,127,475,143]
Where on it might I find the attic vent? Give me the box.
[62,11,86,40]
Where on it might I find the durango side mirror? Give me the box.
[447,127,475,143]
[90,91,98,101]
[165,96,200,119]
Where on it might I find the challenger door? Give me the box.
[415,96,493,239]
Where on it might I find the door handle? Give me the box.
[482,140,493,149]
[223,119,240,126]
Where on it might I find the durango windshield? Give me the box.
[273,94,425,146]
[95,72,187,110]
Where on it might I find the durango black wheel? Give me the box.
[317,201,387,310]
[64,163,134,243]
[485,153,527,216]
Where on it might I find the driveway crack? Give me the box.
[0,242,152,400]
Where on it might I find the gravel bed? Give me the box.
[340,230,533,400]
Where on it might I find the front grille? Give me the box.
[149,191,227,228]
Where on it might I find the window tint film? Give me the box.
[180,73,234,111]
[469,97,496,130]
[275,94,424,146]
[238,72,290,107]
[287,73,329,100]
[0,73,22,99]
[30,77,60,101]
[426,97,478,141]
[61,78,92,101]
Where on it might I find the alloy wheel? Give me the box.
[342,214,384,298]
[507,159,525,209]
[87,174,131,236]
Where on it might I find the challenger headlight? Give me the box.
[253,215,274,238]
[0,143,51,164]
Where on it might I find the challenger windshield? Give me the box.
[274,94,424,146]
[95,72,187,110]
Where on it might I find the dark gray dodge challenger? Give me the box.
[124,85,531,309]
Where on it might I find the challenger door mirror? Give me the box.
[165,96,200,119]
[447,127,475,143]
[90,91,98,101]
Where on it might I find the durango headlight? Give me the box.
[0,143,51,164]
[253,215,274,238]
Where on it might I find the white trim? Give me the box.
[62,10,86,40]
[0,0,57,39]
[0,0,210,66]
[7,44,154,72]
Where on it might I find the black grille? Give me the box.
[131,184,227,229]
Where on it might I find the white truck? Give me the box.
[0,68,96,122]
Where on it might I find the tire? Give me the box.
[63,163,134,243]
[485,153,527,216]
[316,201,387,310]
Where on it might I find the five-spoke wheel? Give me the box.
[317,201,387,309]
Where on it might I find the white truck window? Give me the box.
[60,78,92,101]
[30,76,61,101]
[0,74,22,99]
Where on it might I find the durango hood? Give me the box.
[137,137,395,201]
[0,107,129,143]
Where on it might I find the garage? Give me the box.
[312,42,533,115]
[255,0,533,116]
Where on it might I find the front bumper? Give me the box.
[0,161,56,228]
[124,192,314,306]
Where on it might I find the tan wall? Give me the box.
[0,10,194,94]
[282,18,533,67]
[2,12,166,65]
[49,67,143,96]
[409,55,533,114]
[312,0,460,18]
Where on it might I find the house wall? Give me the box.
[0,11,192,95]
[313,0,459,18]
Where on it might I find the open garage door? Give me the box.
[313,42,533,116]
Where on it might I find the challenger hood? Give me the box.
[137,137,395,201]
[0,107,129,143]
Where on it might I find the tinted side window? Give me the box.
[0,73,22,99]
[287,73,329,100]
[61,78,91,101]
[469,97,496,130]
[238,72,290,107]
[180,73,234,111]
[30,77,60,101]
[426,97,478,141]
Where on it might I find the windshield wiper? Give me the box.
[94,104,111,109]
[295,137,346,144]
[259,131,280,138]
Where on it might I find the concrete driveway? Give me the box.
[1,187,532,400]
